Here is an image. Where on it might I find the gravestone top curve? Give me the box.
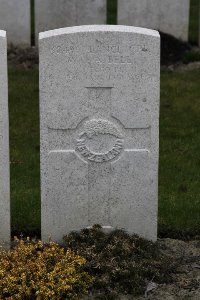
[39,25,160,40]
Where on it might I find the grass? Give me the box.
[9,69,40,236]
[159,69,200,237]
[9,68,200,238]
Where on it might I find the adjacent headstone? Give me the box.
[40,25,160,242]
[118,0,190,41]
[0,0,30,46]
[0,30,10,248]
[35,0,106,43]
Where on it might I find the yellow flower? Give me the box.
[0,239,93,299]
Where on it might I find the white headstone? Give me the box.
[35,0,106,43]
[0,0,30,46]
[118,0,190,41]
[0,30,10,248]
[40,25,160,242]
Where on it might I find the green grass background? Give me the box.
[9,70,40,236]
[10,0,200,237]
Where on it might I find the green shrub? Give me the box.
[183,50,200,64]
[64,225,174,299]
[0,238,93,299]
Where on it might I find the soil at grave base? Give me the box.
[8,45,39,69]
[134,240,200,300]
[7,32,193,69]
[82,238,200,300]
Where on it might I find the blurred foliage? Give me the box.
[183,50,200,64]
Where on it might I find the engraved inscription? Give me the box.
[51,45,75,55]
[88,54,133,65]
[89,40,121,54]
[76,119,124,163]
[86,87,112,115]
[76,139,123,163]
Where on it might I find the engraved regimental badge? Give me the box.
[76,119,124,163]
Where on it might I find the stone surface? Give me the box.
[0,31,10,248]
[35,0,106,43]
[39,25,160,242]
[118,0,190,41]
[0,0,30,45]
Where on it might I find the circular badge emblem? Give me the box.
[76,119,124,163]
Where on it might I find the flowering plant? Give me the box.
[0,238,93,299]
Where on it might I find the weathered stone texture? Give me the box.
[0,0,30,45]
[0,31,10,247]
[40,25,160,242]
[118,0,190,41]
[35,0,106,42]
